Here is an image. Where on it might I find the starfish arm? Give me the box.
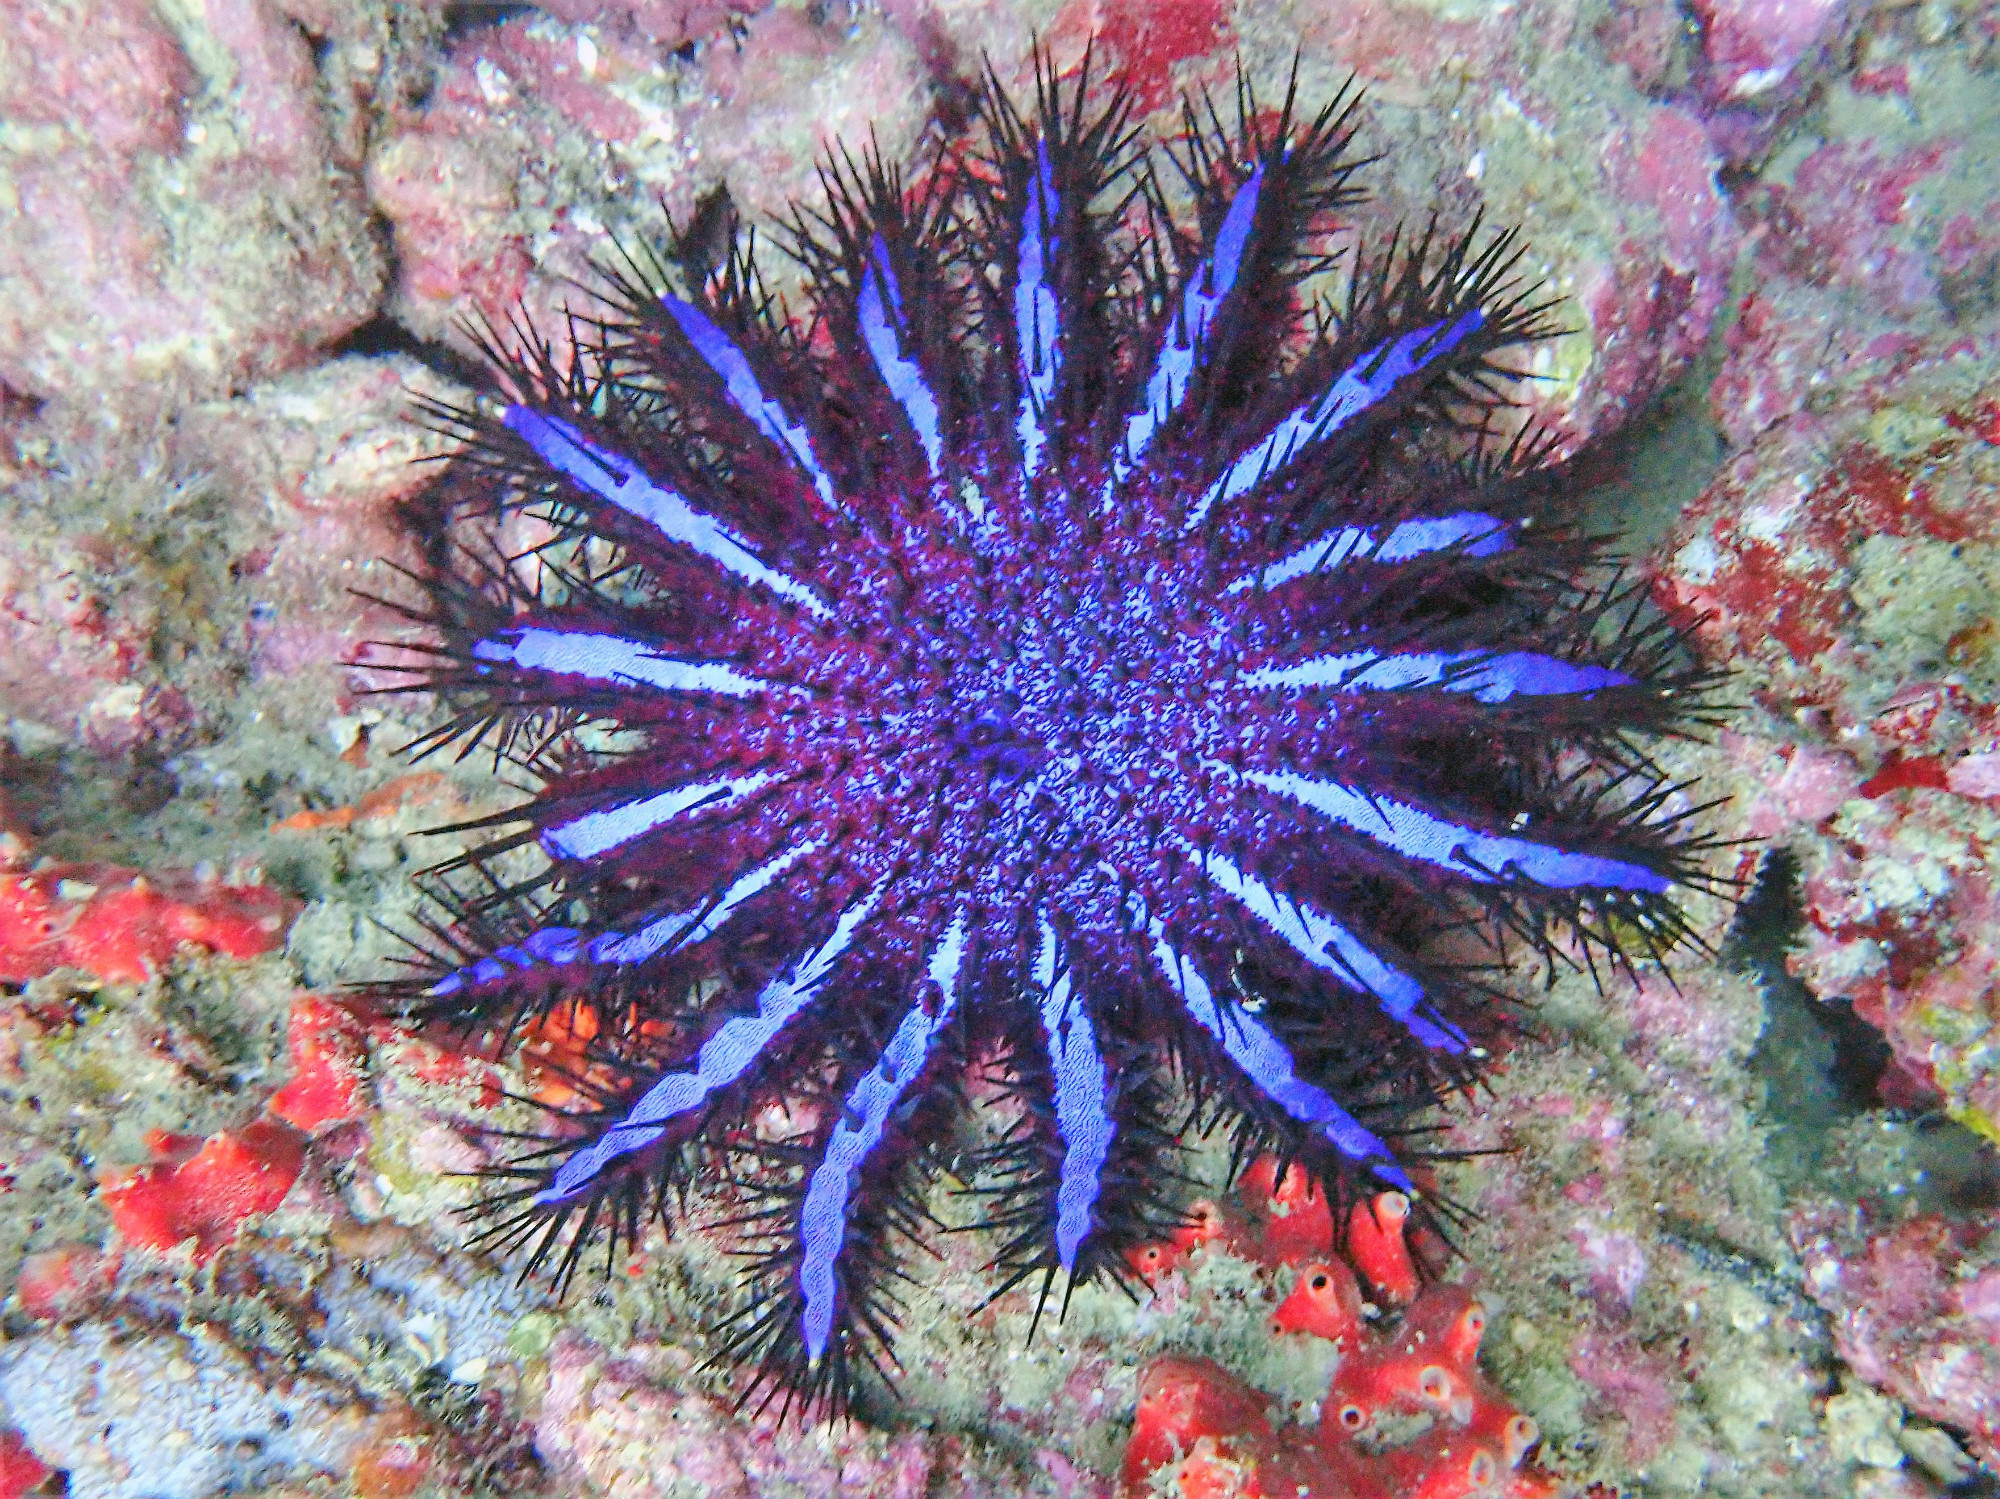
[1228,511,1511,594]
[1117,163,1264,479]
[1243,648,1634,702]
[797,913,970,1359]
[1013,141,1062,480]
[427,840,823,1002]
[1033,913,1115,1269]
[1186,309,1486,530]
[1142,912,1413,1190]
[422,927,584,998]
[1175,841,1468,1053]
[501,407,831,618]
[1241,769,1673,892]
[534,884,885,1204]
[659,295,842,513]
[541,771,778,861]
[468,627,777,698]
[858,235,945,478]
[595,841,822,964]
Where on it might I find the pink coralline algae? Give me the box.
[1793,1208,2000,1470]
[532,0,764,51]
[1710,135,1967,450]
[1691,0,1849,101]
[1584,106,1737,432]
[534,1333,950,1499]
[1653,17,2000,1138]
[1658,417,1998,714]
[1660,267,2000,1142]
[0,507,189,754]
[0,0,391,403]
[1788,777,2000,1132]
[0,355,451,757]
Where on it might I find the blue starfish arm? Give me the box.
[531,885,885,1206]
[424,842,820,999]
[389,62,1725,1425]
[1175,842,1469,1053]
[467,627,778,698]
[421,929,579,997]
[1032,914,1115,1269]
[1140,910,1413,1191]
[499,408,832,618]
[797,914,970,1360]
[1242,648,1635,702]
[590,842,822,963]
[1185,308,1486,529]
[540,771,779,862]
[1228,511,1512,594]
[1239,768,1674,893]
[1013,140,1061,481]
[858,234,945,478]
[658,294,842,513]
[1116,162,1265,480]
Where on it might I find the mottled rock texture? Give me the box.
[2,0,1998,1495]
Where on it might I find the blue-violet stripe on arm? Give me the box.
[1243,648,1633,702]
[541,771,778,862]
[470,628,776,698]
[426,842,820,997]
[1138,905,1413,1190]
[1014,141,1061,480]
[1186,307,1486,529]
[533,883,885,1205]
[796,913,970,1359]
[502,408,831,618]
[1117,162,1264,479]
[1033,913,1114,1268]
[1241,768,1672,892]
[658,297,841,512]
[858,236,944,477]
[1227,511,1510,594]
[1173,841,1467,1053]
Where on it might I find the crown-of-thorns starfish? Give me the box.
[384,55,1724,1422]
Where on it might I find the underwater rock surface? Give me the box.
[1,0,1998,1496]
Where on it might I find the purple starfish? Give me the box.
[390,60,1719,1420]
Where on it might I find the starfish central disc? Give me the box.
[800,500,1221,922]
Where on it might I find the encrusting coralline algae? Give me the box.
[0,0,1998,1496]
